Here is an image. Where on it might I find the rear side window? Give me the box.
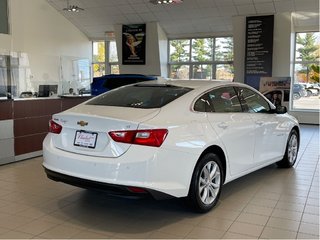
[208,87,242,113]
[194,87,242,113]
[87,85,192,109]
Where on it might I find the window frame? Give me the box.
[168,36,234,80]
[92,39,119,77]
[292,31,320,112]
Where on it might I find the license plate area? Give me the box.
[74,130,98,149]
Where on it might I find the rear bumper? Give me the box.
[44,167,171,200]
[43,134,199,198]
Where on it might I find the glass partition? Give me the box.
[0,52,91,99]
[60,56,91,96]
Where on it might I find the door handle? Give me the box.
[218,123,228,129]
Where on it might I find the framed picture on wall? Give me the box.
[122,24,146,65]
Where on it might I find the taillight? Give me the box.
[109,129,168,147]
[49,120,62,134]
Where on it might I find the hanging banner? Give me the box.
[122,24,146,65]
[244,15,274,90]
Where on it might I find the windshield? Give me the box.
[86,84,193,109]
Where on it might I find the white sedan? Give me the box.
[43,80,299,212]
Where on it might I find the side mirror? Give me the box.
[275,106,287,114]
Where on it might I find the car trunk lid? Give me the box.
[50,104,160,158]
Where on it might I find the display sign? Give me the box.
[259,77,291,108]
[122,24,146,65]
[245,15,274,90]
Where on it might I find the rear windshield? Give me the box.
[103,77,155,90]
[86,84,192,108]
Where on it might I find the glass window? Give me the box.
[93,41,105,63]
[192,38,213,62]
[170,65,190,79]
[215,37,233,61]
[168,37,233,80]
[192,64,212,79]
[92,39,119,77]
[194,94,213,112]
[238,87,270,113]
[92,41,105,77]
[169,39,190,62]
[109,41,118,63]
[110,64,119,74]
[207,87,242,113]
[87,85,192,109]
[216,64,234,81]
[93,63,105,78]
[292,32,320,111]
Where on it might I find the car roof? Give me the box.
[139,79,248,93]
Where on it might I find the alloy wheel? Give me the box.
[198,161,221,205]
[288,134,298,164]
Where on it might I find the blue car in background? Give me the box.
[91,74,157,96]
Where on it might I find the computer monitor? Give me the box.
[38,85,58,97]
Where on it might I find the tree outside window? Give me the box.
[169,37,234,80]
[293,32,320,111]
[295,32,319,83]
[92,41,105,77]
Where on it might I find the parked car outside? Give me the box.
[43,80,300,212]
[300,83,319,96]
[91,74,157,96]
[293,84,307,99]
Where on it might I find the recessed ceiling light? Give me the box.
[62,0,84,13]
[150,0,183,5]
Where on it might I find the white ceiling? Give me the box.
[47,0,319,39]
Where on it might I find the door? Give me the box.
[237,87,287,165]
[204,87,256,176]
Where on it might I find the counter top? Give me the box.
[1,95,92,101]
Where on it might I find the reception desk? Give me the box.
[0,96,91,165]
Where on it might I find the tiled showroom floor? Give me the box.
[0,125,318,239]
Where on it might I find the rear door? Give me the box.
[203,86,256,176]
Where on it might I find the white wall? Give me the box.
[115,22,168,77]
[157,23,168,78]
[0,0,91,92]
[232,15,246,84]
[272,13,293,77]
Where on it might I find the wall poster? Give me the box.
[122,24,146,65]
[245,15,274,90]
[259,77,291,108]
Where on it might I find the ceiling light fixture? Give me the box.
[63,0,84,12]
[150,0,183,5]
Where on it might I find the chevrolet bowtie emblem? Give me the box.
[77,120,88,127]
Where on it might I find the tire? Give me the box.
[293,93,300,100]
[306,90,312,97]
[187,153,223,213]
[277,129,299,168]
